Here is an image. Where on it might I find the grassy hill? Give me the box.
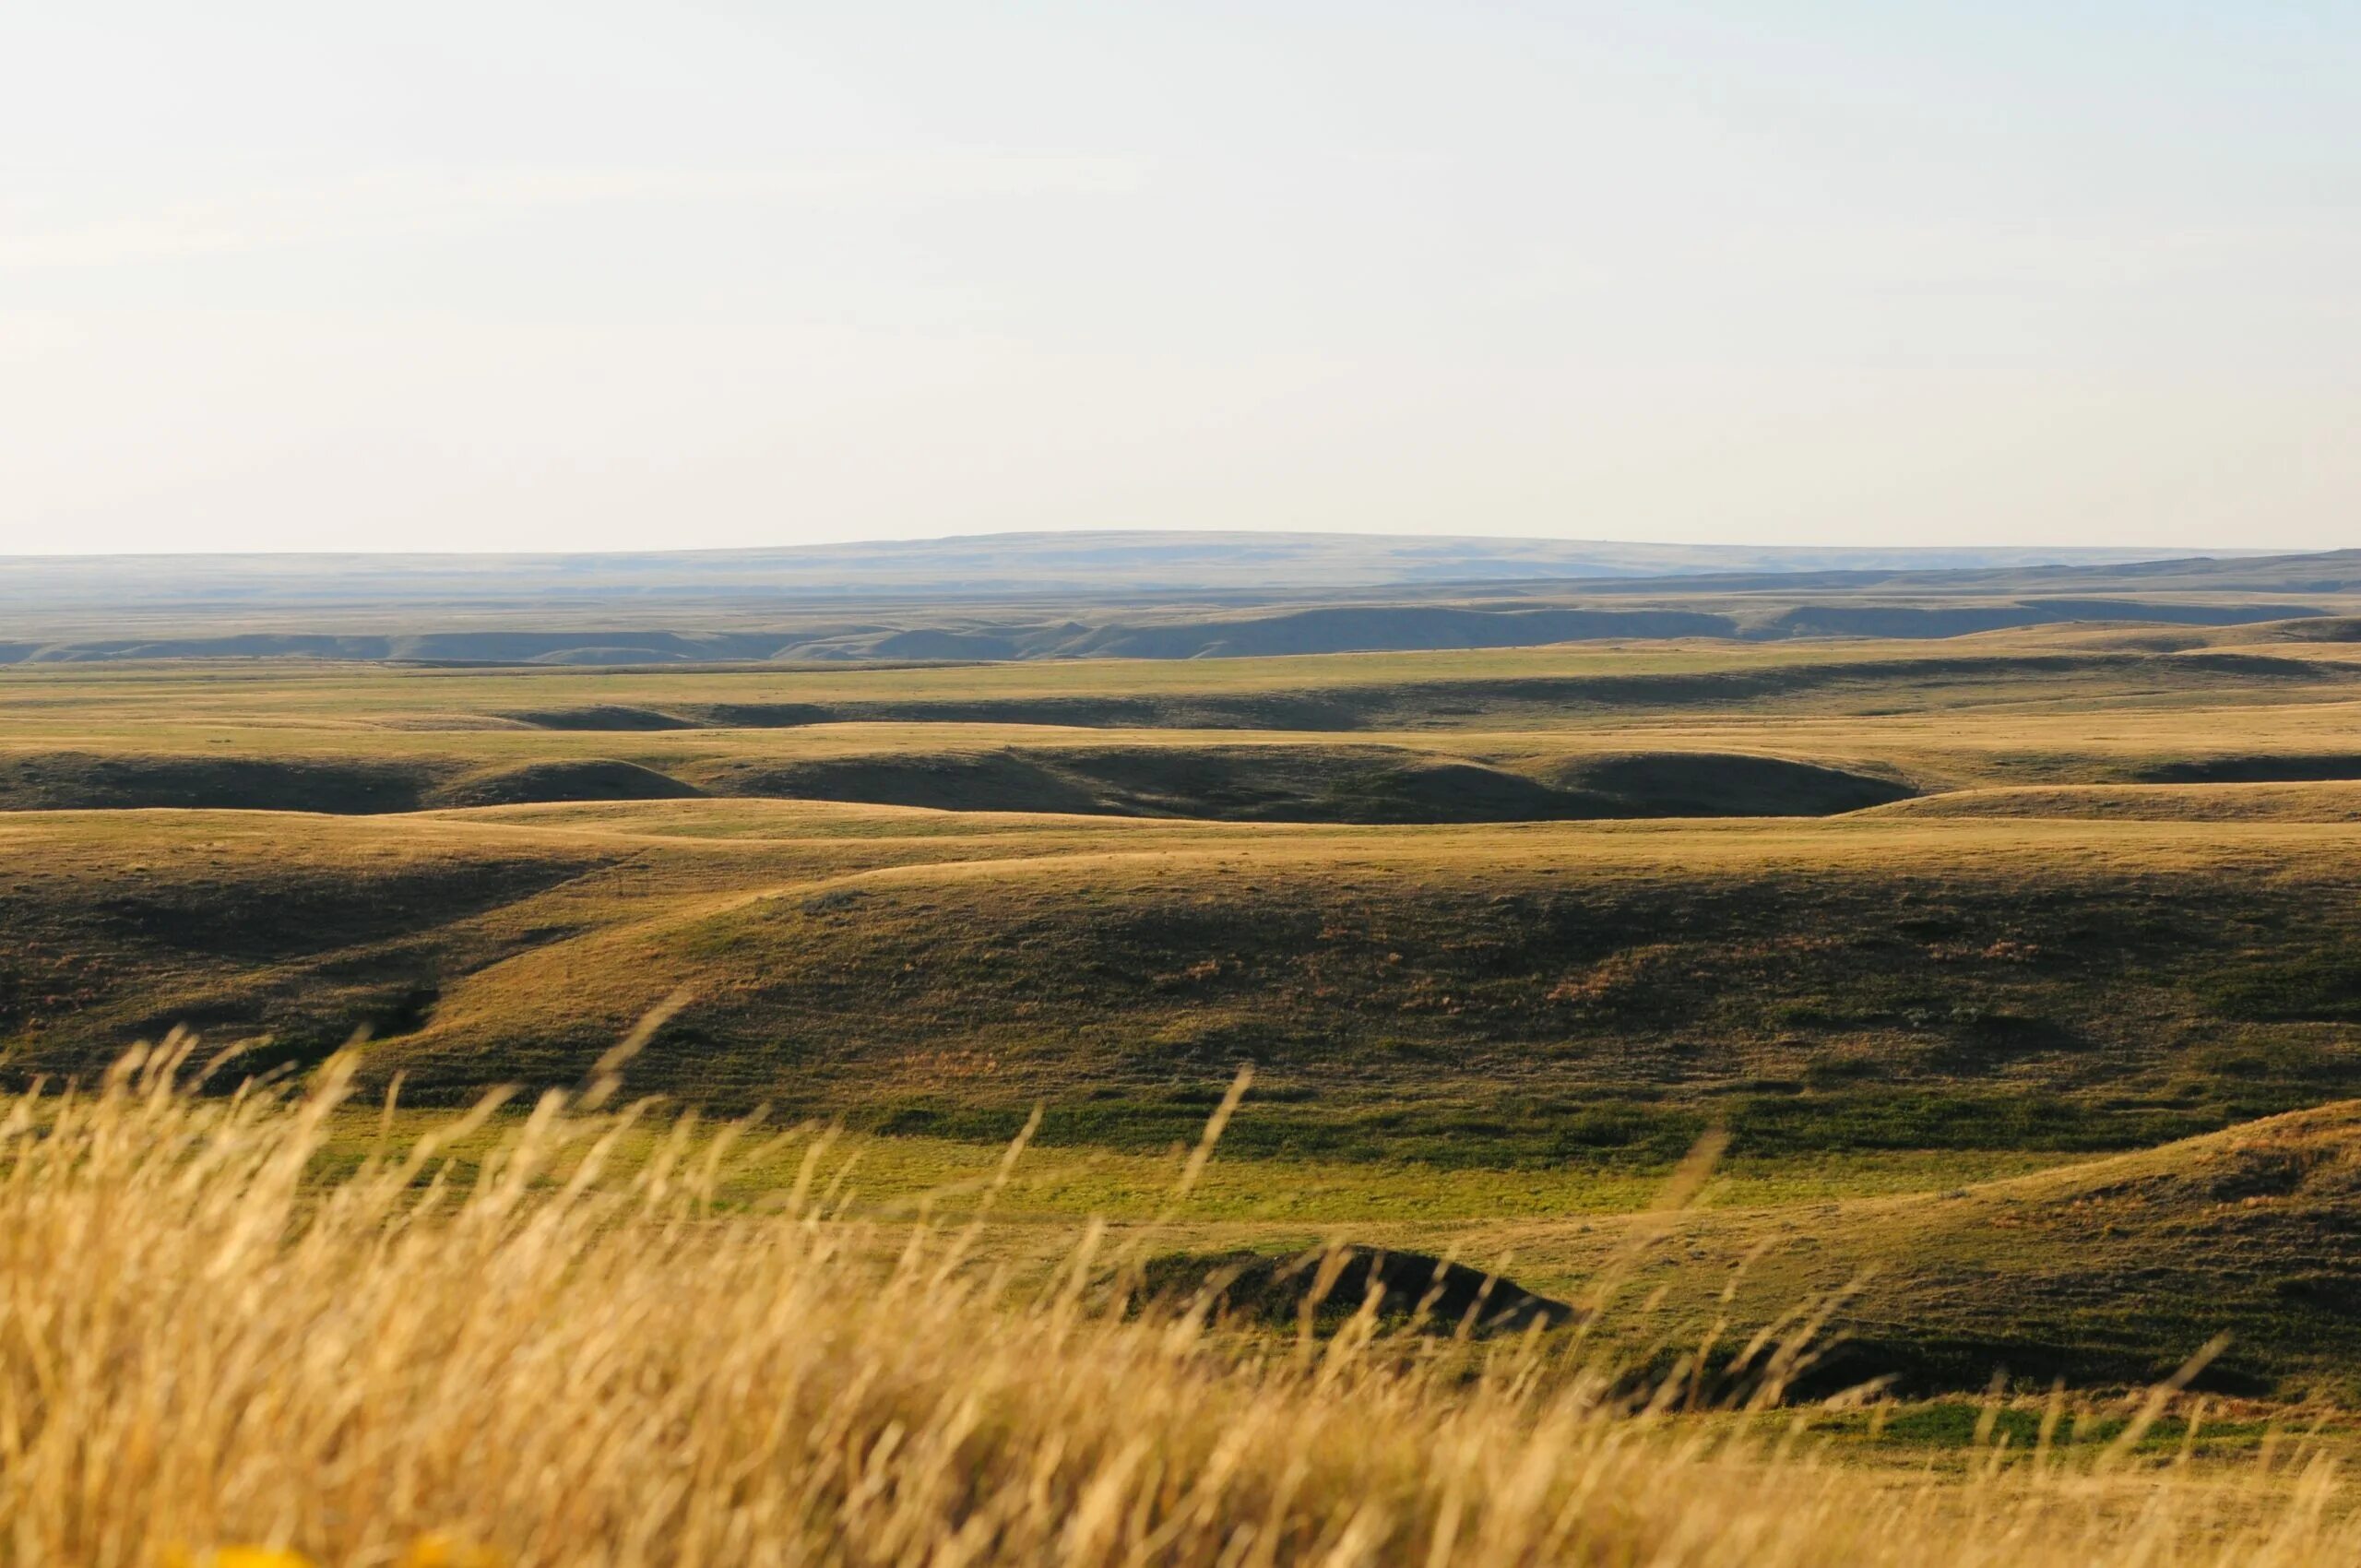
[10,802,2361,1160]
[1456,1099,2361,1398]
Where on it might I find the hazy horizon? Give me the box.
[6,4,2356,557]
[0,526,2268,564]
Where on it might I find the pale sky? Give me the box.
[3,2,2355,555]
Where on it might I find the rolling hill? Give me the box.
[1465,1099,2361,1397]
[9,599,2361,1398]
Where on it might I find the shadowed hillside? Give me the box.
[0,744,1910,822]
[682,745,1912,822]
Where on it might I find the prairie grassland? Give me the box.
[6,1044,2358,1568]
[11,799,2361,1155]
[12,639,2361,1405]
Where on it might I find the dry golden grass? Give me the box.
[5,1040,2359,1567]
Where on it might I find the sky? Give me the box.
[2,2,2355,556]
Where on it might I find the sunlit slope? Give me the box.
[9,802,2361,1161]
[1455,1099,2361,1397]
[1868,781,2361,822]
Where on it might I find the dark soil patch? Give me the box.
[502,706,700,731]
[1145,1246,1574,1334]
[1543,752,1915,816]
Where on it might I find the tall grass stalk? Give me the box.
[0,1037,2348,1566]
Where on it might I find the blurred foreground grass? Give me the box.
[6,1035,2357,1567]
